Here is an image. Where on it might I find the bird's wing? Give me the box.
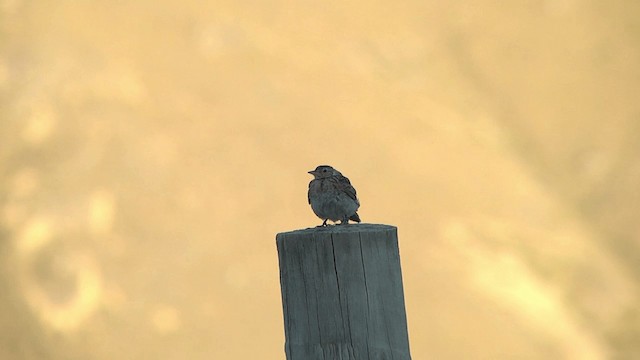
[336,175,358,202]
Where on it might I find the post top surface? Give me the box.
[277,223,396,237]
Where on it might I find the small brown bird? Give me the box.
[308,165,361,226]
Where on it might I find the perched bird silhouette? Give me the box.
[308,165,361,226]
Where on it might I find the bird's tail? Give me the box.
[349,212,361,223]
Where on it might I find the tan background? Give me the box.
[2,0,640,359]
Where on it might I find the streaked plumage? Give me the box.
[307,165,361,226]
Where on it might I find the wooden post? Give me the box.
[276,224,411,360]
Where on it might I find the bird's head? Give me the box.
[308,165,340,179]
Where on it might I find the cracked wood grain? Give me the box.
[277,224,411,360]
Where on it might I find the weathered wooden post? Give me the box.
[276,224,411,360]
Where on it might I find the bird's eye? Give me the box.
[322,169,327,172]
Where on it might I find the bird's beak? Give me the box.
[308,170,316,175]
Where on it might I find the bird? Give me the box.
[307,165,361,226]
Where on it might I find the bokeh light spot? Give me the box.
[23,105,56,145]
[89,189,116,235]
[16,217,53,257]
[23,255,104,333]
[151,304,182,335]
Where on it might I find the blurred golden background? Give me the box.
[1,0,640,359]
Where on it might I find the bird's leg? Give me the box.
[322,219,328,227]
[339,216,348,225]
